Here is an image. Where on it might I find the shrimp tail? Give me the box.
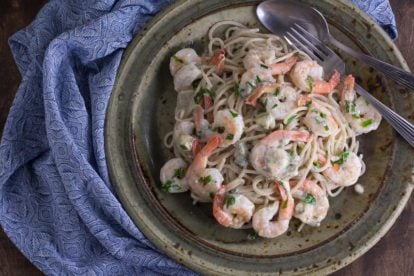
[270,56,298,75]
[211,49,225,76]
[312,70,340,94]
[246,83,280,106]
[297,95,312,107]
[199,135,222,157]
[212,185,232,226]
[203,95,214,123]
[340,74,356,107]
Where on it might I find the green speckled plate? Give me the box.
[105,0,414,274]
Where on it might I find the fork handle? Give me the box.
[330,37,414,91]
[355,84,414,147]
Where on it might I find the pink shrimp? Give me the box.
[213,185,255,229]
[203,95,214,123]
[246,83,280,107]
[252,182,294,238]
[185,136,224,202]
[270,56,298,75]
[340,74,356,108]
[211,49,225,76]
[250,130,309,179]
[312,70,340,94]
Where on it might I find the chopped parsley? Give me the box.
[361,119,373,128]
[345,101,360,118]
[247,230,259,240]
[274,87,281,96]
[313,160,321,168]
[286,115,297,125]
[173,167,186,179]
[256,75,262,83]
[229,110,239,118]
[191,78,201,90]
[180,144,188,150]
[306,76,314,91]
[305,100,312,108]
[161,180,173,192]
[201,175,212,186]
[287,149,295,157]
[320,112,327,119]
[225,195,236,208]
[226,134,234,140]
[332,151,350,165]
[172,55,184,63]
[194,88,215,104]
[324,125,330,131]
[260,64,269,69]
[272,103,278,109]
[281,200,288,209]
[247,81,256,89]
[234,83,241,97]
[303,193,316,205]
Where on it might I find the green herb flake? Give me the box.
[324,125,330,131]
[272,103,278,109]
[202,175,212,186]
[247,81,256,89]
[305,101,312,108]
[306,76,314,91]
[274,87,281,96]
[247,230,259,240]
[313,160,321,168]
[332,151,350,165]
[256,75,262,83]
[352,114,361,119]
[320,112,327,119]
[161,180,173,192]
[361,119,373,128]
[260,64,269,69]
[191,78,201,90]
[287,149,295,157]
[172,55,184,63]
[286,115,296,125]
[234,83,241,97]
[281,200,288,209]
[194,88,215,104]
[303,193,316,205]
[229,110,238,118]
[173,167,186,179]
[226,134,234,140]
[180,144,188,150]
[311,108,319,113]
[225,195,236,208]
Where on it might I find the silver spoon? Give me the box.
[257,0,414,90]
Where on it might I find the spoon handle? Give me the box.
[330,37,414,90]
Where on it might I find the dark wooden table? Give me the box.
[0,0,413,275]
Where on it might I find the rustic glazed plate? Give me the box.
[105,0,414,274]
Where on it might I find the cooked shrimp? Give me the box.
[160,158,189,193]
[170,48,202,76]
[292,180,329,227]
[264,85,301,120]
[303,102,338,137]
[194,106,215,142]
[246,83,280,107]
[239,67,275,97]
[340,75,382,135]
[211,49,225,75]
[186,136,223,201]
[252,182,294,238]
[213,186,255,228]
[213,109,244,147]
[191,168,224,202]
[173,63,203,92]
[290,60,340,93]
[323,151,362,187]
[173,120,196,152]
[270,56,298,75]
[250,130,309,179]
[243,49,276,70]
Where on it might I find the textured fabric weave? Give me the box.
[0,0,397,275]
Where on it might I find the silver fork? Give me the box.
[284,23,414,148]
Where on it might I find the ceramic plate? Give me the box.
[105,0,414,274]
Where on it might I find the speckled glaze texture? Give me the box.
[105,0,414,274]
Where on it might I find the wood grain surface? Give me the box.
[0,0,412,275]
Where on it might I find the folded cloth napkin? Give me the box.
[0,0,397,274]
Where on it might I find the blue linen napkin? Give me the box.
[0,0,397,274]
